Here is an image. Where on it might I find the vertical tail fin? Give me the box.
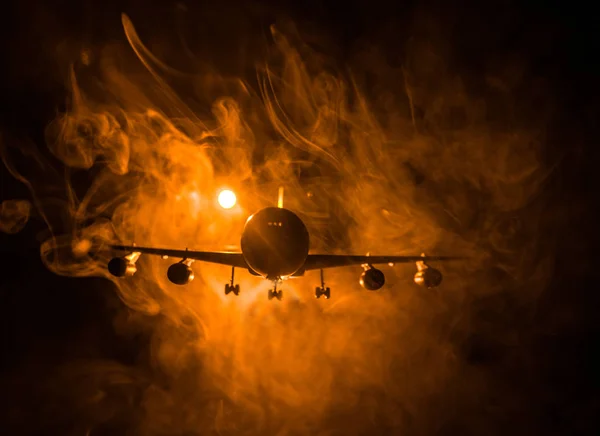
[277,186,284,208]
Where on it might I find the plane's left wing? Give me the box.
[303,254,463,271]
[110,244,248,268]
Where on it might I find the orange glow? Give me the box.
[217,189,237,209]
[0,10,555,435]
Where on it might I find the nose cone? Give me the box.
[241,208,309,277]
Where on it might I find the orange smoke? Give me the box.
[0,199,32,234]
[0,10,556,435]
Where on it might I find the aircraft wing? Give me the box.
[110,244,248,268]
[303,254,463,271]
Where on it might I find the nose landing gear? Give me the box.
[315,269,331,299]
[268,279,283,300]
[224,266,240,296]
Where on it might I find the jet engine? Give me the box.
[167,262,194,285]
[414,267,443,288]
[359,267,385,291]
[108,257,137,277]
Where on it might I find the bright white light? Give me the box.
[218,189,237,209]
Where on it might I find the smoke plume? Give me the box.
[0,7,559,435]
[0,199,32,234]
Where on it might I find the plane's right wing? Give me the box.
[303,254,463,271]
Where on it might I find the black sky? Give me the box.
[1,0,599,434]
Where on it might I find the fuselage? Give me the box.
[240,207,309,279]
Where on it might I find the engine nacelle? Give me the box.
[108,257,137,277]
[167,262,194,285]
[414,267,443,288]
[360,267,385,291]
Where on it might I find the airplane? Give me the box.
[107,188,463,300]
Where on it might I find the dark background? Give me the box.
[1,0,599,434]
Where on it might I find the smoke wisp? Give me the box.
[0,8,559,435]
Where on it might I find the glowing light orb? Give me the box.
[218,189,237,209]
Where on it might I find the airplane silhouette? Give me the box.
[108,188,462,300]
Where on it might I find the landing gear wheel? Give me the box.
[225,267,240,296]
[315,287,331,299]
[268,289,283,300]
[225,284,240,296]
[315,269,331,299]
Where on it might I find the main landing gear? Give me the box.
[268,279,283,301]
[224,266,240,296]
[315,269,331,299]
